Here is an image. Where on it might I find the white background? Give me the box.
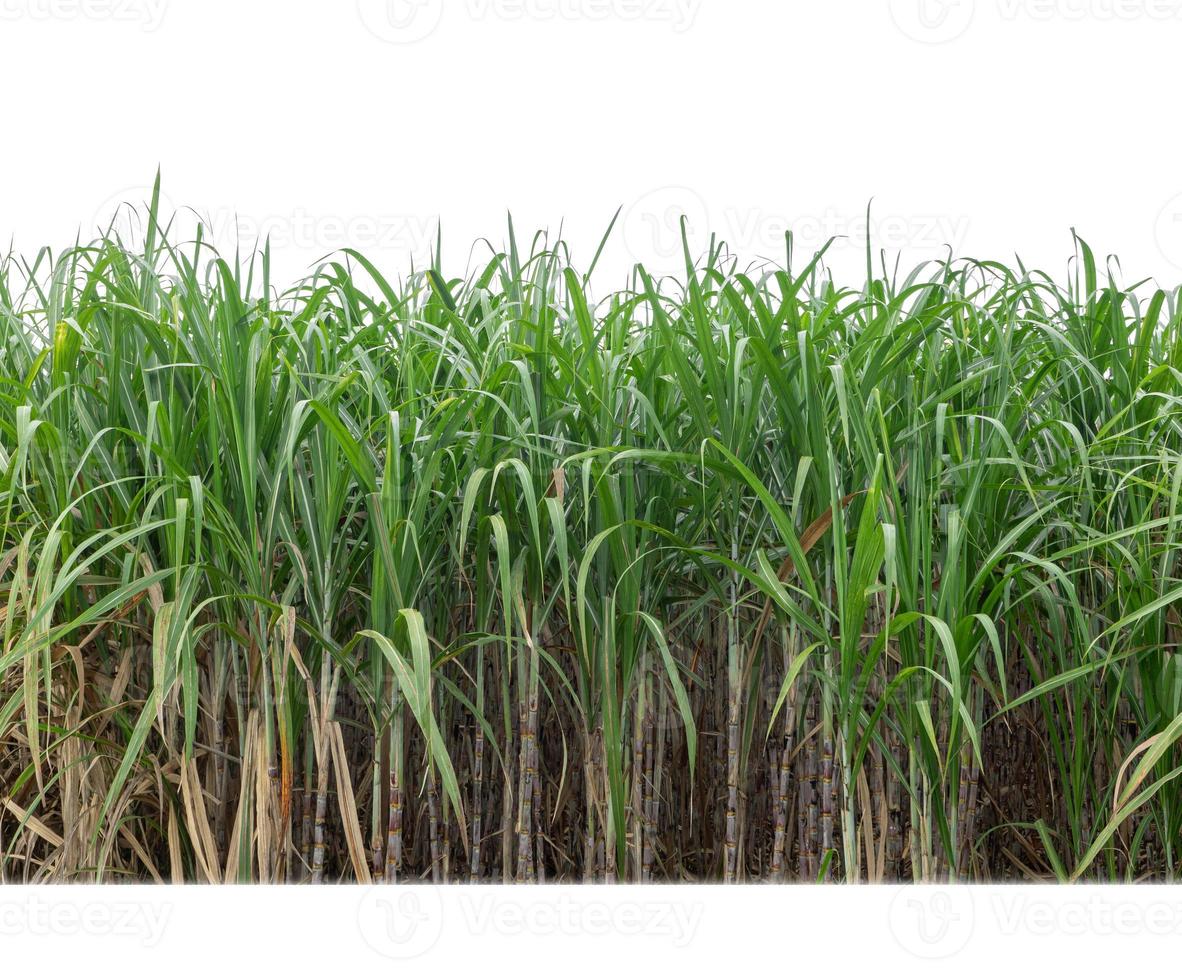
[4,0,1182,971]
[2,0,1182,288]
[6,883,1182,974]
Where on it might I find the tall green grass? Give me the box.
[2,185,1182,882]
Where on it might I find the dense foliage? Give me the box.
[3,194,1182,882]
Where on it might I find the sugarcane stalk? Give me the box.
[471,720,485,882]
[532,724,545,882]
[642,672,657,882]
[772,625,798,880]
[299,731,314,881]
[427,765,442,883]
[515,696,534,881]
[583,724,596,882]
[310,659,340,884]
[384,702,405,882]
[631,656,647,880]
[385,764,403,881]
[806,690,819,879]
[772,700,795,879]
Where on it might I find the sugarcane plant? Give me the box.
[4,183,1182,882]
